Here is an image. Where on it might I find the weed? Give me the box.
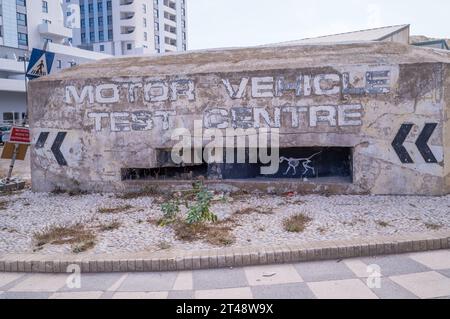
[34,224,96,248]
[205,227,235,246]
[159,200,180,226]
[157,241,172,250]
[98,205,133,214]
[0,201,7,210]
[234,207,273,216]
[172,221,235,247]
[186,181,217,224]
[424,223,443,231]
[72,240,96,254]
[116,186,158,200]
[283,214,313,233]
[376,220,391,228]
[98,221,121,232]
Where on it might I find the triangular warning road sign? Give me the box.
[26,48,55,80]
[28,56,48,77]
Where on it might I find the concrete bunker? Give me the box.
[28,42,450,195]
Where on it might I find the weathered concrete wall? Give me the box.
[28,42,450,195]
[444,63,450,194]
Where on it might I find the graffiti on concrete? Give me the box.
[65,79,196,105]
[279,151,322,176]
[87,104,363,132]
[64,68,394,106]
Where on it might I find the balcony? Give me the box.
[0,78,26,93]
[39,23,72,39]
[120,0,136,11]
[0,58,25,74]
[119,26,136,41]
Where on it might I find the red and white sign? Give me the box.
[9,126,31,144]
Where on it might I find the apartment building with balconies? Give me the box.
[75,0,187,56]
[0,0,110,125]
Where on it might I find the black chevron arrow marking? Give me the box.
[35,132,49,149]
[35,131,67,166]
[392,123,438,164]
[416,123,438,163]
[392,124,414,164]
[51,132,68,166]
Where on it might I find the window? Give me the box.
[107,1,112,10]
[99,31,104,41]
[98,2,103,11]
[80,4,85,14]
[127,43,132,50]
[142,4,147,13]
[42,1,48,13]
[154,22,159,31]
[144,32,147,41]
[66,11,71,17]
[98,16,103,26]
[17,13,27,26]
[18,32,28,46]
[57,60,62,69]
[88,3,93,13]
[108,29,113,40]
[90,32,95,41]
[89,18,94,28]
[80,19,85,28]
[81,33,86,43]
[143,18,147,27]
[99,44,105,51]
[107,15,112,24]
[16,0,26,6]
[42,19,51,24]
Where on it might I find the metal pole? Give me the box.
[23,53,28,126]
[6,144,19,183]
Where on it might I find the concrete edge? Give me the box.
[0,230,449,273]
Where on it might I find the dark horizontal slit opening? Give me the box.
[121,147,353,183]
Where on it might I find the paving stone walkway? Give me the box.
[0,250,449,299]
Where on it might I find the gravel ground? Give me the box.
[0,189,449,255]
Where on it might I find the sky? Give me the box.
[186,0,450,50]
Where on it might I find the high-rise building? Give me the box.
[0,0,110,126]
[74,0,187,56]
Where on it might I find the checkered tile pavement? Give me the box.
[1,250,449,299]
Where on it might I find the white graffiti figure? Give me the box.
[279,151,322,176]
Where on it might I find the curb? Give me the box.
[0,231,449,273]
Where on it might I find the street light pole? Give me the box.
[23,53,29,126]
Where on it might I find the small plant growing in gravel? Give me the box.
[117,186,158,200]
[0,201,8,210]
[157,240,172,250]
[98,205,133,214]
[283,214,313,233]
[424,222,442,230]
[376,220,391,228]
[186,181,217,224]
[159,200,180,226]
[72,240,96,254]
[98,221,121,232]
[34,223,96,253]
